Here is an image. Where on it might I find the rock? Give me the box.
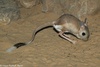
[16,0,100,18]
[0,0,20,25]
[17,0,35,8]
[46,0,100,18]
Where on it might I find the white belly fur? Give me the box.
[53,25,63,32]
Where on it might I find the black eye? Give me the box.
[82,32,86,36]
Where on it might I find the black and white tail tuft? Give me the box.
[6,43,26,52]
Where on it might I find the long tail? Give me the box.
[6,21,54,52]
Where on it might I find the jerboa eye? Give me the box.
[82,32,86,36]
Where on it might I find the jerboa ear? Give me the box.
[84,18,88,26]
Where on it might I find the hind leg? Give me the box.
[58,31,76,44]
[63,33,71,38]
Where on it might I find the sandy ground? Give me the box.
[0,7,100,67]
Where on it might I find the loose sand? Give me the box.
[0,7,100,67]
